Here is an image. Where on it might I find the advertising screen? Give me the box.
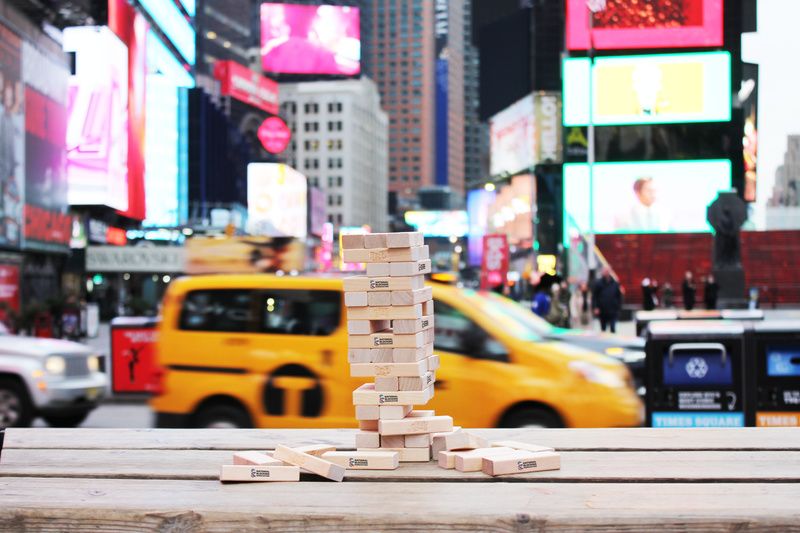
[566,0,723,50]
[186,236,305,274]
[563,160,731,237]
[0,23,24,249]
[137,0,196,65]
[63,26,129,211]
[488,174,535,245]
[261,3,360,76]
[247,163,307,238]
[467,189,496,266]
[563,52,731,126]
[767,347,800,378]
[213,60,278,115]
[404,210,468,238]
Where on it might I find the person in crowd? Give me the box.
[592,268,622,333]
[558,281,572,327]
[682,271,697,310]
[662,282,675,308]
[532,284,551,318]
[641,277,658,311]
[704,274,719,310]
[570,281,592,327]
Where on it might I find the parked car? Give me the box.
[0,328,107,427]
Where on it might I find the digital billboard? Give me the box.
[563,52,731,127]
[213,60,279,115]
[0,22,24,249]
[247,163,307,238]
[467,189,496,266]
[487,174,535,246]
[137,0,196,65]
[63,26,129,211]
[261,3,360,76]
[563,160,731,241]
[404,210,468,238]
[566,0,723,50]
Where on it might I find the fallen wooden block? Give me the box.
[341,234,365,250]
[348,349,372,363]
[379,435,405,448]
[347,304,422,320]
[379,404,413,420]
[386,232,424,248]
[427,354,440,372]
[482,451,561,476]
[220,464,300,482]
[404,433,432,448]
[366,262,391,277]
[344,275,425,292]
[322,450,400,470]
[390,259,432,277]
[407,409,436,417]
[292,444,337,457]
[342,248,389,264]
[363,233,388,249]
[453,447,518,472]
[358,446,430,462]
[391,286,433,306]
[398,371,435,391]
[438,450,459,469]
[393,344,434,363]
[432,430,488,454]
[386,245,429,262]
[367,291,392,307]
[374,376,398,391]
[352,383,434,406]
[378,415,453,436]
[393,316,434,335]
[354,430,380,448]
[232,451,284,466]
[370,348,394,363]
[344,292,368,307]
[348,331,426,349]
[350,359,427,378]
[273,445,345,482]
[348,319,390,335]
[491,441,555,453]
[355,405,380,420]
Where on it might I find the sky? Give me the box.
[741,0,800,227]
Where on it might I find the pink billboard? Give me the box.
[261,3,360,76]
[567,0,723,51]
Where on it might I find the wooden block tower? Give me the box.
[342,232,452,462]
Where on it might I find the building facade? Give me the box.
[279,78,389,231]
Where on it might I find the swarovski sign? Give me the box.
[86,246,186,273]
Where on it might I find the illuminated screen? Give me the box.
[261,3,360,76]
[490,95,535,177]
[563,160,731,238]
[662,349,732,387]
[405,211,468,238]
[563,52,731,126]
[137,0,196,65]
[247,163,308,238]
[63,26,129,211]
[767,347,800,377]
[467,189,496,266]
[566,0,723,50]
[488,174,535,246]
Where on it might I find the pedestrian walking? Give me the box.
[592,268,622,333]
[704,274,719,310]
[682,271,697,311]
[662,282,675,308]
[570,282,592,327]
[641,278,658,311]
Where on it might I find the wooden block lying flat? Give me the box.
[292,444,337,457]
[347,304,422,320]
[378,415,453,436]
[438,450,458,469]
[232,451,284,466]
[491,441,555,453]
[386,231,424,248]
[386,245,429,262]
[367,291,392,307]
[427,354,440,372]
[391,287,433,306]
[354,430,380,448]
[374,376,398,391]
[393,344,434,363]
[344,292,368,307]
[358,447,430,462]
[404,433,432,448]
[379,404,413,420]
[371,348,394,363]
[355,405,380,420]
[342,248,389,264]
[398,371,435,391]
[380,435,405,448]
[341,234,365,249]
[359,419,378,431]
[350,359,427,378]
[453,447,517,472]
[348,331,426,349]
[393,316,434,335]
[366,262,391,277]
[322,450,399,470]
[348,349,372,363]
[407,409,436,418]
[352,383,434,406]
[482,451,561,476]
[390,259,432,277]
[348,319,390,335]
[220,464,300,482]
[363,233,388,249]
[432,430,488,455]
[273,445,345,482]
[422,299,434,316]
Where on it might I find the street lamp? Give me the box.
[585,0,605,273]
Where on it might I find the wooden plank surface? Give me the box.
[1,477,799,532]
[7,427,800,451]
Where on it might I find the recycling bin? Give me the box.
[635,310,678,337]
[646,320,748,428]
[745,320,800,427]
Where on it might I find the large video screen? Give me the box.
[260,3,360,76]
[566,0,723,50]
[247,163,307,239]
[563,160,731,236]
[404,210,468,238]
[563,52,731,126]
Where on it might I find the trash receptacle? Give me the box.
[110,317,161,395]
[745,320,800,427]
[635,310,678,337]
[646,320,748,428]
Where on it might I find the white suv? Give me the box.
[0,325,107,427]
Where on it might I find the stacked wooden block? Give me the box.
[343,231,452,463]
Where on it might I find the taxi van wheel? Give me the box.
[193,402,253,429]
[0,377,34,427]
[500,406,563,429]
[43,412,90,428]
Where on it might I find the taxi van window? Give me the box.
[179,290,255,333]
[433,300,508,362]
[258,290,340,336]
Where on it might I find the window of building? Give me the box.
[337,195,342,206]
[337,214,343,224]
[304,102,319,114]
[337,176,343,187]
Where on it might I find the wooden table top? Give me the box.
[2,428,799,532]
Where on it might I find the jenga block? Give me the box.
[404,433,432,448]
[432,430,488,454]
[292,444,337,457]
[427,354,440,371]
[343,276,369,292]
[438,450,458,469]
[393,344,434,363]
[453,447,517,472]
[355,405,380,420]
[386,232,424,248]
[341,234,365,249]
[366,262,391,277]
[322,450,399,470]
[390,259,432,277]
[398,371,435,391]
[365,275,425,292]
[379,435,405,448]
[391,287,433,307]
[352,383,434,405]
[374,376,398,391]
[379,404,413,420]
[393,316,434,335]
[367,291,392,307]
[358,447,430,462]
[342,248,389,263]
[378,415,453,436]
[431,429,462,455]
[348,331,426,349]
[422,299,434,316]
[344,292,368,307]
[347,304,422,320]
[482,451,561,476]
[348,319,390,335]
[359,419,378,431]
[491,441,555,453]
[232,451,283,466]
[386,245,429,262]
[407,409,436,417]
[348,349,372,363]
[220,464,300,482]
[273,445,345,482]
[423,328,435,344]
[354,430,380,448]
[363,233,388,249]
[371,348,394,363]
[350,359,427,378]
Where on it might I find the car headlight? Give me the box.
[45,355,66,375]
[569,360,626,388]
[87,355,100,373]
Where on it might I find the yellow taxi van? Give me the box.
[151,274,643,428]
